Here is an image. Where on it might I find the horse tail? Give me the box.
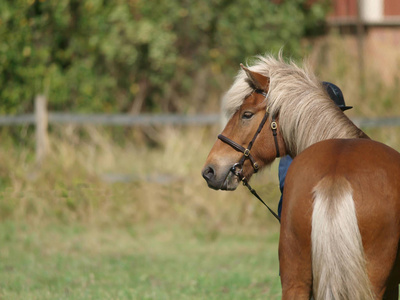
[311,176,375,300]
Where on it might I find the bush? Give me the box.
[0,0,329,114]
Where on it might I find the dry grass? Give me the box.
[0,119,399,231]
[0,125,282,232]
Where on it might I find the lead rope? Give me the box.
[243,177,281,223]
[230,165,281,223]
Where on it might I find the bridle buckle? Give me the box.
[244,149,250,157]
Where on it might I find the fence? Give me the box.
[2,95,400,163]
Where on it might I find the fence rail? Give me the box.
[0,114,35,125]
[0,113,221,126]
[48,112,222,126]
[1,113,400,128]
[352,117,400,128]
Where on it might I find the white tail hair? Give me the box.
[312,176,375,300]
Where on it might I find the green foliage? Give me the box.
[0,0,329,114]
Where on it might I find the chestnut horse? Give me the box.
[202,55,400,299]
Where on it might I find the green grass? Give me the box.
[0,221,281,300]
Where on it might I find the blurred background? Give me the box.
[0,0,399,299]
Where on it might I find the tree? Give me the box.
[0,0,329,114]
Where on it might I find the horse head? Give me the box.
[202,65,285,190]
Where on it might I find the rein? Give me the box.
[230,163,281,222]
[218,90,281,222]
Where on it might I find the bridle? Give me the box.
[217,89,281,222]
[218,89,280,172]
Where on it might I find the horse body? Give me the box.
[202,54,400,299]
[280,138,400,299]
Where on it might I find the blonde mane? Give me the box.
[222,54,365,157]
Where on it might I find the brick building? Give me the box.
[329,0,400,25]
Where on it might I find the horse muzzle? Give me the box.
[201,164,239,191]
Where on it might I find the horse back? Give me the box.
[286,138,400,215]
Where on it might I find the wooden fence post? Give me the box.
[35,95,49,164]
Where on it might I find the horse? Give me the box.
[201,54,400,299]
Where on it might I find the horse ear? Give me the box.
[240,63,270,91]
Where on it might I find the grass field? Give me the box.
[0,126,285,300]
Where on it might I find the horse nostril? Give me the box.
[202,165,215,181]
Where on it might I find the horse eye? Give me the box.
[242,111,254,119]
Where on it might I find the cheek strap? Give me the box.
[271,116,280,158]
